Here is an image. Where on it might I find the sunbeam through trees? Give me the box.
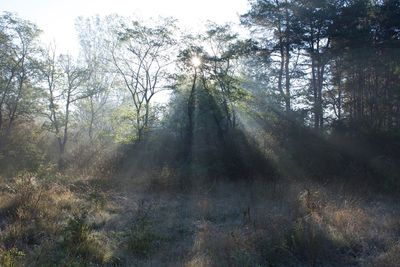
[1,0,400,266]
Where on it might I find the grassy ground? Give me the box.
[1,169,399,267]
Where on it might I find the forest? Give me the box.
[1,0,400,266]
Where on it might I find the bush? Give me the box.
[0,247,25,267]
[0,124,47,176]
[0,172,41,221]
[61,213,113,264]
[127,216,160,257]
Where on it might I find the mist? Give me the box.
[1,1,400,266]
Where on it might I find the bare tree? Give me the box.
[75,16,115,142]
[39,47,90,169]
[111,17,176,141]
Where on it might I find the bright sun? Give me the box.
[191,56,201,67]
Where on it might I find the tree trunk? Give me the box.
[186,68,197,159]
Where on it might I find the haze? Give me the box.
[1,0,400,266]
[1,0,248,53]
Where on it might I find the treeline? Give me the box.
[0,0,400,176]
[0,14,178,173]
[0,12,250,174]
[243,0,400,132]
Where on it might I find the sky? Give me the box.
[1,0,249,54]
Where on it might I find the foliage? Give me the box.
[0,247,25,267]
[0,5,400,267]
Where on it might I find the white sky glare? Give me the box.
[1,0,249,54]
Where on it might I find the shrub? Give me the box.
[61,213,113,264]
[127,216,160,257]
[0,247,25,267]
[88,190,107,210]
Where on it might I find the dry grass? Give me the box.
[1,170,400,266]
[0,172,118,266]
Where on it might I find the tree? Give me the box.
[75,16,115,143]
[111,17,176,141]
[39,46,90,169]
[0,12,41,151]
[293,0,337,130]
[202,23,248,129]
[328,0,400,131]
[242,0,301,114]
